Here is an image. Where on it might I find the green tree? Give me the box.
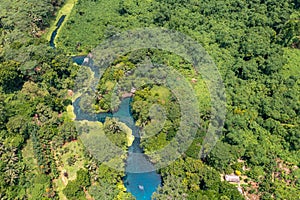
[0,61,23,92]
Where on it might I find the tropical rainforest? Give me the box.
[0,0,299,199]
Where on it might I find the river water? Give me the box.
[72,57,161,200]
[50,15,161,199]
[49,15,66,48]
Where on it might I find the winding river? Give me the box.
[50,16,161,199]
[49,15,66,48]
[73,94,161,200]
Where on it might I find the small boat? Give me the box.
[82,57,89,64]
[138,185,144,190]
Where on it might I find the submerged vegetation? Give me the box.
[0,0,299,199]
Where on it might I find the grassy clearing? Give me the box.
[44,0,78,46]
[77,120,133,148]
[282,48,300,78]
[66,104,76,120]
[53,140,86,200]
[78,120,130,172]
[190,76,211,112]
[150,86,171,103]
[22,139,48,199]
[22,139,39,173]
[105,80,115,91]
[118,121,134,147]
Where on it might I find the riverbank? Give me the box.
[44,0,78,47]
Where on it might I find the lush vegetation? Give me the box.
[0,0,299,199]
[0,1,79,199]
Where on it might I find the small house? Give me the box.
[225,175,240,183]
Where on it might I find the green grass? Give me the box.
[150,85,171,103]
[53,140,86,200]
[66,105,76,120]
[282,48,300,78]
[22,139,47,199]
[148,80,210,111]
[78,119,133,148]
[105,80,115,91]
[280,48,300,128]
[118,121,134,147]
[191,75,211,112]
[60,141,86,179]
[77,120,130,173]
[22,139,39,173]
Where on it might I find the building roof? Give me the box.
[225,175,240,182]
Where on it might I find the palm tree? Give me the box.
[4,168,19,185]
[105,118,122,134]
[0,141,5,157]
[5,151,19,165]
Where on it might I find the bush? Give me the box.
[67,156,77,166]
[235,170,242,176]
[63,169,91,200]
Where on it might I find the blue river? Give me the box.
[50,15,162,199]
[72,56,161,200]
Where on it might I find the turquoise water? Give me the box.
[124,171,161,200]
[50,16,161,200]
[116,98,161,200]
[73,60,161,200]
